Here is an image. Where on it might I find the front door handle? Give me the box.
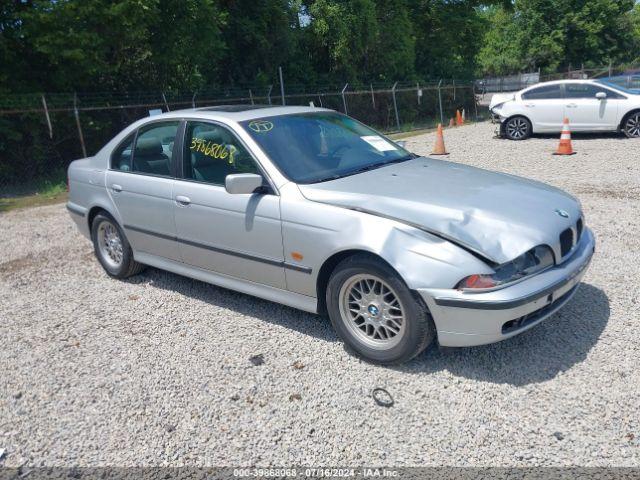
[175,195,191,206]
[566,103,578,108]
[111,184,122,192]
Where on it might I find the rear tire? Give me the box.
[504,116,532,140]
[622,111,640,138]
[326,254,436,364]
[91,212,145,278]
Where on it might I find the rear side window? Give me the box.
[111,134,135,171]
[182,121,259,185]
[131,122,179,177]
[521,84,563,100]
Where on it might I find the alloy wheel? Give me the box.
[506,117,530,140]
[625,113,640,138]
[338,274,406,350]
[97,220,124,269]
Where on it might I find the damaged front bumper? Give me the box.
[417,228,596,347]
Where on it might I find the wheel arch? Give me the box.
[87,205,117,232]
[619,108,640,131]
[505,113,533,126]
[315,249,402,316]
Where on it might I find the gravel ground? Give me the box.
[0,122,639,467]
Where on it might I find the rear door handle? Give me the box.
[525,104,535,108]
[111,184,122,192]
[175,195,191,206]
[566,103,578,108]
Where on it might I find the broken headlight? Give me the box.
[456,245,554,290]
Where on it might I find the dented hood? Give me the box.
[489,93,515,109]
[298,157,581,264]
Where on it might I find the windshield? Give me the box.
[240,112,413,184]
[595,80,640,95]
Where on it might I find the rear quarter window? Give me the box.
[111,133,135,171]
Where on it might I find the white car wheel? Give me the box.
[505,116,532,140]
[624,112,640,138]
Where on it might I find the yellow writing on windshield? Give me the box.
[190,137,237,164]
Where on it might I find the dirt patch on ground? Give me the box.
[0,254,41,274]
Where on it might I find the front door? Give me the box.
[520,83,565,132]
[172,120,286,289]
[106,121,181,261]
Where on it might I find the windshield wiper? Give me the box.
[311,153,417,183]
[346,153,417,174]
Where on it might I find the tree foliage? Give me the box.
[0,0,639,93]
[478,0,639,75]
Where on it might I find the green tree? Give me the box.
[1,0,225,93]
[477,0,639,75]
[371,0,416,82]
[305,0,379,82]
[409,0,489,80]
[477,6,527,75]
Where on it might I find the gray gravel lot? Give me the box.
[0,122,639,467]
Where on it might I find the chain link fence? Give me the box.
[0,81,478,194]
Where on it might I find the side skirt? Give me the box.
[134,252,319,314]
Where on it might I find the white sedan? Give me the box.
[489,79,640,140]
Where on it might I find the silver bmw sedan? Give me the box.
[67,105,595,364]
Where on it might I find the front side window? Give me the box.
[131,121,179,176]
[564,83,604,99]
[183,121,259,185]
[521,84,563,100]
[240,113,412,184]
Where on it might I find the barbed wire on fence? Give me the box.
[476,62,640,93]
[0,80,479,190]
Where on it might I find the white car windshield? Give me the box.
[241,112,414,184]
[595,79,640,95]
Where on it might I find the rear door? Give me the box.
[520,84,565,132]
[564,83,622,131]
[106,121,181,261]
[172,120,286,289]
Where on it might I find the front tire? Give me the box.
[326,255,436,364]
[504,116,532,140]
[91,212,145,278]
[623,111,640,138]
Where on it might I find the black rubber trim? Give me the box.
[66,204,86,217]
[434,253,593,310]
[123,224,312,274]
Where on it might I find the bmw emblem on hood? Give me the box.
[555,209,570,219]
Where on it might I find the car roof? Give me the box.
[145,105,333,123]
[521,78,616,91]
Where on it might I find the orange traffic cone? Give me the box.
[553,118,576,156]
[456,109,464,126]
[449,118,455,128]
[431,124,449,155]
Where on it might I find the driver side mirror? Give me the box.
[595,92,607,100]
[225,173,265,195]
[395,140,407,148]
